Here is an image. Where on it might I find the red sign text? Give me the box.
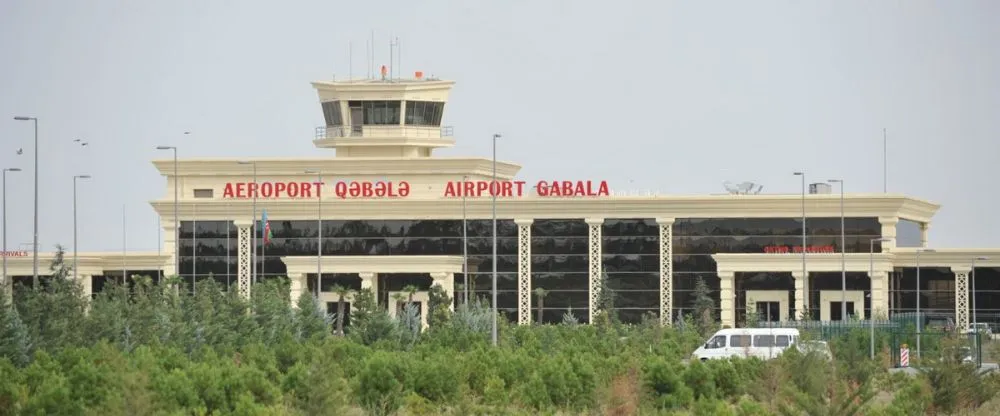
[763,245,836,254]
[1,250,28,257]
[442,180,610,198]
[222,181,411,199]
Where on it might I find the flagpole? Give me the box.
[122,204,126,286]
[261,210,266,280]
[226,202,231,289]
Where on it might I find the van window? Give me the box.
[775,335,790,347]
[753,335,774,347]
[705,336,726,349]
[729,335,751,347]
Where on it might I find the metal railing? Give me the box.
[314,125,454,140]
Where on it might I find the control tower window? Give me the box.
[322,101,343,126]
[405,101,444,126]
[348,101,401,125]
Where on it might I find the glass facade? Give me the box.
[348,101,402,125]
[673,217,881,321]
[404,101,445,126]
[970,267,1000,328]
[530,219,590,323]
[321,101,343,126]
[602,219,659,323]
[890,267,955,317]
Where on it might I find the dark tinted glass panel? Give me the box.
[404,101,445,126]
[673,217,880,237]
[673,235,879,254]
[322,101,343,126]
[532,219,589,237]
[673,255,717,272]
[602,219,659,237]
[348,101,401,125]
[179,221,233,238]
[531,219,590,320]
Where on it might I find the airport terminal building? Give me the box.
[6,73,1000,329]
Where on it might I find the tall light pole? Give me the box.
[72,175,91,281]
[915,248,935,360]
[305,169,323,298]
[13,116,39,289]
[491,133,501,346]
[972,256,989,327]
[155,145,179,278]
[2,168,21,292]
[828,179,846,320]
[238,161,258,283]
[462,174,469,305]
[793,172,807,318]
[870,237,890,359]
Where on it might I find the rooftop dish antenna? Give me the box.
[723,181,763,195]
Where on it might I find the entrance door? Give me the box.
[350,107,364,136]
[756,302,781,322]
[830,301,856,321]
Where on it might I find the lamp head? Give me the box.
[493,133,502,139]
[237,160,253,165]
[76,175,91,179]
[13,116,34,121]
[6,168,21,172]
[975,256,989,261]
[155,146,175,150]
[827,179,843,183]
[304,169,319,174]
[793,172,804,176]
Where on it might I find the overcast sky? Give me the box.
[0,0,998,252]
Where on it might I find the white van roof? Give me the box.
[711,328,800,336]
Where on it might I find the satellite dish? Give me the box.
[723,181,763,195]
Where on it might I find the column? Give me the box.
[869,271,889,319]
[878,217,898,252]
[288,272,306,307]
[792,271,807,320]
[719,271,736,328]
[656,218,675,326]
[952,266,970,330]
[431,272,455,311]
[920,223,931,247]
[235,220,253,300]
[161,219,179,277]
[515,218,533,325]
[585,218,604,323]
[359,272,377,306]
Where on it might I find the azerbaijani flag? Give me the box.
[261,209,272,244]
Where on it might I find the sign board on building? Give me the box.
[220,180,610,199]
[763,245,836,254]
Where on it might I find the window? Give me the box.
[404,101,444,126]
[775,335,790,347]
[729,335,751,347]
[322,101,343,126]
[753,335,774,347]
[193,189,213,198]
[348,101,401,125]
[706,336,726,349]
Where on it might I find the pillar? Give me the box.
[719,271,735,328]
[515,218,533,325]
[235,220,253,300]
[656,218,675,326]
[288,272,306,307]
[792,271,807,320]
[952,266,970,330]
[359,272,377,303]
[878,216,898,252]
[869,271,889,319]
[431,272,455,311]
[585,218,604,323]
[920,223,931,247]
[161,219,179,278]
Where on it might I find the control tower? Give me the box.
[312,66,455,158]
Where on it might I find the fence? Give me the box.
[889,331,984,368]
[758,320,899,341]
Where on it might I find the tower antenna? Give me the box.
[389,36,394,81]
[349,41,353,80]
[371,30,375,79]
[365,38,370,79]
[396,36,401,80]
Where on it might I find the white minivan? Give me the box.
[691,328,800,361]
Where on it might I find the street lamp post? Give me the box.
[73,175,91,282]
[491,133,501,347]
[238,161,258,283]
[462,174,469,305]
[972,256,989,327]
[155,146,179,278]
[793,172,807,318]
[828,179,846,320]
[2,168,21,292]
[305,169,323,298]
[870,237,890,359]
[13,116,39,289]
[916,248,936,361]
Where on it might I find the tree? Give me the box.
[48,244,71,280]
[592,272,618,326]
[331,284,349,336]
[692,276,716,336]
[0,289,31,367]
[426,284,452,329]
[294,292,330,341]
[533,287,548,325]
